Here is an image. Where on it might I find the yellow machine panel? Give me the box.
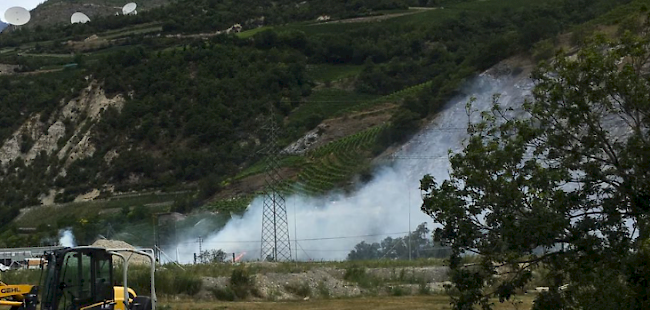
[0,282,35,307]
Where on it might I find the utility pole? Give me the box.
[408,187,412,261]
[195,237,204,264]
[294,198,298,262]
[153,215,158,262]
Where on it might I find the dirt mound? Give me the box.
[196,265,450,301]
[91,239,152,265]
[198,267,362,301]
[255,268,363,300]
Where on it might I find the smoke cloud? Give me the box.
[167,70,534,263]
[59,228,77,247]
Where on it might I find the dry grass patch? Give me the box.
[162,295,536,310]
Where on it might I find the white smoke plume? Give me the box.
[59,228,77,247]
[167,69,534,263]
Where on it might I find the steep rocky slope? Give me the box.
[0,82,123,167]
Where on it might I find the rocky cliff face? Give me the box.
[0,81,124,197]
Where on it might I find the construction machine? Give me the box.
[0,247,156,310]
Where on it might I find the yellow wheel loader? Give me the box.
[0,247,156,310]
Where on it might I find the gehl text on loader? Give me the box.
[0,246,156,310]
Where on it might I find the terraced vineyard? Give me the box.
[295,125,387,195]
[224,124,387,200]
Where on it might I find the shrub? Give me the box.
[230,266,256,299]
[317,281,330,299]
[267,288,281,301]
[418,280,430,295]
[390,285,406,296]
[616,14,642,35]
[531,40,555,62]
[0,269,41,286]
[284,281,312,297]
[570,27,592,46]
[344,265,381,288]
[122,265,202,296]
[344,265,367,282]
[212,287,236,301]
[175,271,202,295]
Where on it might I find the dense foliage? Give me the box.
[62,40,311,199]
[347,223,451,260]
[421,32,650,309]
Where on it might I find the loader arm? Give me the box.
[0,282,38,309]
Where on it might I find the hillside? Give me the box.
[0,0,645,248]
[28,0,170,27]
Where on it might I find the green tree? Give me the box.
[420,33,650,309]
[128,205,152,222]
[347,241,381,260]
[347,223,450,260]
[198,249,228,263]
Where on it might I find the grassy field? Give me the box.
[162,295,536,310]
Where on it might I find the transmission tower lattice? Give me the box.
[260,119,292,261]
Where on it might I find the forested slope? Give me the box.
[0,0,642,247]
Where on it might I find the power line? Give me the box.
[286,100,379,103]
[294,232,410,242]
[387,154,545,161]
[290,249,368,252]
[158,231,413,247]
[167,243,451,255]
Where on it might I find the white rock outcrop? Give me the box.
[0,82,124,169]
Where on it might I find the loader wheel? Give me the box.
[129,296,152,310]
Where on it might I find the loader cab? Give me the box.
[40,248,114,310]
